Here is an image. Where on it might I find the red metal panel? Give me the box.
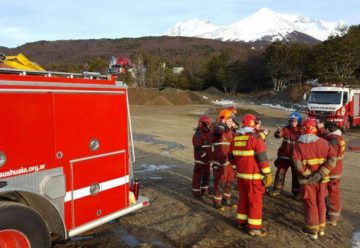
[71,153,128,227]
[100,152,128,216]
[53,93,128,161]
[0,93,55,178]
[52,92,129,228]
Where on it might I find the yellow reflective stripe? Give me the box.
[322,176,330,183]
[232,150,255,156]
[248,218,262,225]
[234,136,249,141]
[319,222,326,228]
[337,155,344,160]
[320,166,331,176]
[302,158,326,165]
[340,140,346,146]
[261,166,271,174]
[236,173,264,180]
[234,141,247,147]
[237,214,248,220]
[341,146,346,152]
[259,132,266,140]
[303,169,312,176]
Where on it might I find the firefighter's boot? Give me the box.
[248,229,267,237]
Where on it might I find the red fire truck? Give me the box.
[0,67,149,247]
[306,83,360,130]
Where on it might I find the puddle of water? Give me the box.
[133,133,186,151]
[148,176,163,180]
[353,231,360,248]
[113,229,141,248]
[70,236,94,242]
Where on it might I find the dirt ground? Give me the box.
[54,102,360,248]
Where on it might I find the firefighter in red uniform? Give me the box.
[254,117,270,140]
[210,109,236,210]
[292,118,337,239]
[323,121,346,226]
[229,114,272,237]
[270,112,302,197]
[192,115,213,199]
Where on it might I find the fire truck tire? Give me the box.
[0,201,51,248]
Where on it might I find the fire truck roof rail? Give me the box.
[0,68,109,80]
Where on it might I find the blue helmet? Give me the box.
[288,112,302,124]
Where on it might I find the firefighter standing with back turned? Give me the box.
[229,114,272,237]
[192,115,213,199]
[292,118,337,239]
[323,121,346,226]
[270,112,302,197]
[210,109,236,210]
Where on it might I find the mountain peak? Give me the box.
[253,7,276,16]
[165,9,347,42]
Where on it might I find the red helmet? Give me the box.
[198,115,212,130]
[301,118,317,134]
[218,109,233,121]
[242,114,258,128]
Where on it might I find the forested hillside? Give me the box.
[1,25,359,96]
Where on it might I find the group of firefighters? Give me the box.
[192,106,345,239]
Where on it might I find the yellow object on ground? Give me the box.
[4,53,45,71]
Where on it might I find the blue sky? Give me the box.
[1,0,359,48]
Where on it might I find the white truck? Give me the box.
[306,83,360,130]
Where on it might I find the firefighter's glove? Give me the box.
[308,172,322,184]
[263,173,272,188]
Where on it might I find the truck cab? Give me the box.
[306,83,360,130]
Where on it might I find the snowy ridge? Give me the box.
[165,8,347,42]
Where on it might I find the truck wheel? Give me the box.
[0,202,50,248]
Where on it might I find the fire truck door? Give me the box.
[53,93,129,228]
[69,151,128,227]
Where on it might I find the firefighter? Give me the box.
[316,116,327,137]
[270,112,302,197]
[254,117,270,140]
[229,114,272,237]
[323,121,346,226]
[292,118,337,239]
[192,115,213,199]
[210,109,236,210]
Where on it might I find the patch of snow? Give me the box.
[165,7,347,42]
[212,99,235,105]
[261,103,295,112]
[134,164,177,172]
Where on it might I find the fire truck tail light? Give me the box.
[143,201,149,206]
[0,151,6,167]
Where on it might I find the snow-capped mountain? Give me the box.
[165,8,347,42]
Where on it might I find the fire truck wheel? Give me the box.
[0,201,51,248]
